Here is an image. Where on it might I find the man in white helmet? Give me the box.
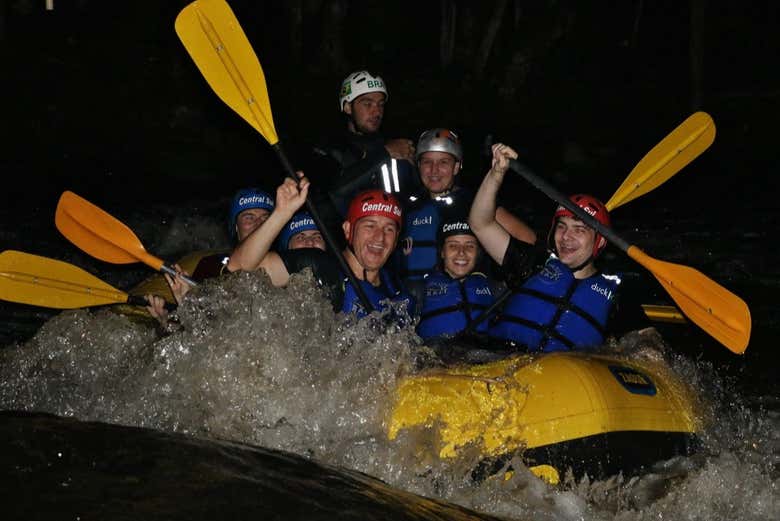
[311,71,417,233]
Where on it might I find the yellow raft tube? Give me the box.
[387,351,704,482]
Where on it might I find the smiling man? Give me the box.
[469,143,649,352]
[228,178,413,320]
[145,187,276,326]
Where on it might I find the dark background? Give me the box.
[2,0,778,219]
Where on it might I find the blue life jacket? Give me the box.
[399,188,472,281]
[417,271,496,341]
[490,256,620,352]
[341,268,415,322]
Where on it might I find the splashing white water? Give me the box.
[0,270,777,520]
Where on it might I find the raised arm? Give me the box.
[227,175,310,286]
[469,143,520,265]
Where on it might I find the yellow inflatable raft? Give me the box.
[387,351,704,482]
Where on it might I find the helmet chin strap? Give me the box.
[346,243,371,283]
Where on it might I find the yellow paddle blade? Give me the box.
[0,250,129,309]
[175,0,278,144]
[606,112,716,210]
[627,246,751,354]
[55,191,164,271]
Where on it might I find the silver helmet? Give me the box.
[416,128,463,163]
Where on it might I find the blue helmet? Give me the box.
[277,212,319,250]
[229,187,275,239]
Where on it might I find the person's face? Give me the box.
[441,235,479,279]
[418,151,460,196]
[236,208,270,241]
[345,92,386,134]
[343,215,399,271]
[289,230,326,251]
[554,215,596,270]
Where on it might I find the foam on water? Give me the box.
[0,270,777,520]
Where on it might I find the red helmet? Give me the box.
[549,194,611,258]
[345,189,403,242]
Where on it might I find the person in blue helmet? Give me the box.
[469,143,650,352]
[414,217,501,344]
[276,212,326,252]
[397,128,536,283]
[186,186,277,281]
[227,174,414,322]
[228,187,276,242]
[146,187,276,326]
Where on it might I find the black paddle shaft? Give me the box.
[272,143,375,313]
[508,159,631,252]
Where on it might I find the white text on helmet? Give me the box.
[442,222,470,233]
[558,204,597,218]
[239,195,273,207]
[361,202,401,217]
[290,217,315,231]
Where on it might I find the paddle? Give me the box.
[55,191,198,287]
[174,0,374,313]
[0,250,175,310]
[605,112,715,210]
[509,159,751,354]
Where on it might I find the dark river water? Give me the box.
[0,176,777,520]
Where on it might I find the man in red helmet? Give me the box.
[469,143,648,352]
[227,175,413,319]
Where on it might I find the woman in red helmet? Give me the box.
[227,175,413,319]
[469,143,648,352]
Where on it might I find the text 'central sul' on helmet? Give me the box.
[228,187,275,239]
[345,189,403,243]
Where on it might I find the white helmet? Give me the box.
[416,128,463,163]
[339,70,388,111]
